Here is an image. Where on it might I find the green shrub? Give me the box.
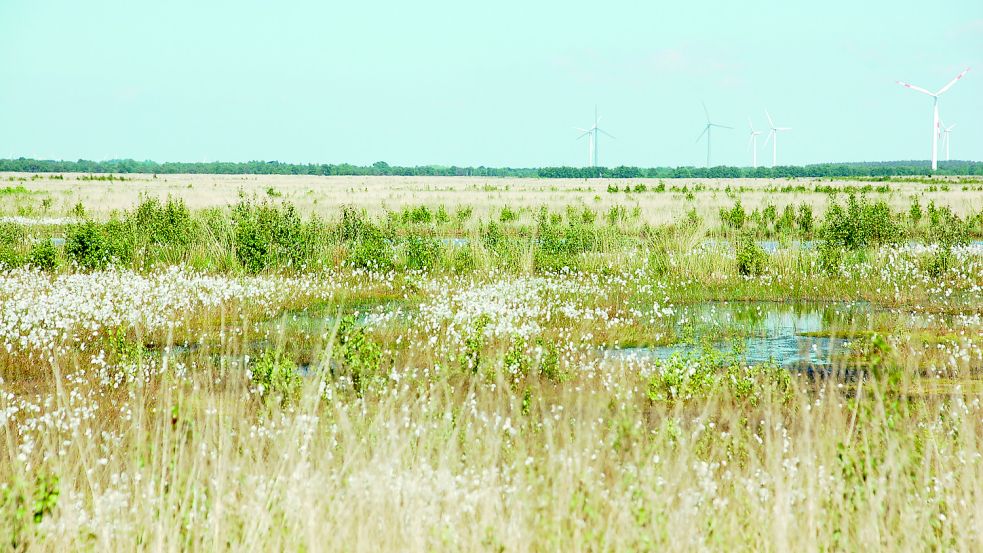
[0,246,23,269]
[65,221,110,270]
[482,220,504,250]
[537,339,564,382]
[249,349,301,406]
[909,197,922,227]
[0,222,25,248]
[605,205,627,226]
[499,205,518,223]
[335,315,383,396]
[451,245,477,273]
[460,314,491,374]
[339,206,366,243]
[503,335,532,389]
[403,205,433,224]
[720,200,746,230]
[817,242,843,275]
[776,205,796,235]
[28,240,58,271]
[348,225,394,272]
[404,234,442,271]
[926,247,954,278]
[454,206,473,224]
[735,237,767,276]
[928,205,970,246]
[132,196,195,247]
[819,195,900,251]
[435,205,450,224]
[232,200,314,273]
[796,203,813,236]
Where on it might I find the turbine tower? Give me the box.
[940,120,956,162]
[764,110,791,168]
[695,102,732,167]
[575,126,594,167]
[575,106,614,168]
[896,67,970,171]
[747,117,763,168]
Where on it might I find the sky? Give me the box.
[1,0,981,168]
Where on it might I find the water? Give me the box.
[608,301,872,368]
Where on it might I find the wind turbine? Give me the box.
[940,120,956,162]
[575,126,594,167]
[896,67,970,171]
[747,117,763,168]
[574,106,614,168]
[764,110,791,168]
[695,102,732,167]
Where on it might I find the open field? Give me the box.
[4,172,983,224]
[1,173,982,550]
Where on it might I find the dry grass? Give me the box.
[5,172,983,224]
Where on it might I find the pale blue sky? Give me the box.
[1,0,981,167]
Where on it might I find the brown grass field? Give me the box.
[4,172,983,224]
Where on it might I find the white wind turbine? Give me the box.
[696,102,732,167]
[896,67,970,171]
[940,120,956,162]
[575,126,594,167]
[764,110,791,168]
[575,106,614,168]
[747,117,763,168]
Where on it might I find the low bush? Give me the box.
[28,240,58,271]
[249,349,301,406]
[736,237,767,276]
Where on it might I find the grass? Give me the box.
[0,179,981,550]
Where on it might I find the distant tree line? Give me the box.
[1,158,981,178]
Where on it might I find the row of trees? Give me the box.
[1,158,981,178]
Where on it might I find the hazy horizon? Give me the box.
[2,0,981,167]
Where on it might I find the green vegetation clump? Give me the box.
[404,234,442,271]
[28,240,58,272]
[232,200,319,273]
[249,349,301,405]
[64,220,132,271]
[334,315,383,396]
[348,224,395,272]
[735,237,767,276]
[819,194,901,250]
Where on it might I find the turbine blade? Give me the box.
[598,128,616,139]
[713,124,734,130]
[764,130,774,145]
[748,116,754,131]
[896,81,936,96]
[935,67,970,96]
[765,109,774,128]
[696,126,709,143]
[702,101,710,122]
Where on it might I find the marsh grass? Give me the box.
[0,184,981,550]
[1,322,981,550]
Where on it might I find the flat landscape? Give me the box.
[5,172,983,223]
[1,173,982,549]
